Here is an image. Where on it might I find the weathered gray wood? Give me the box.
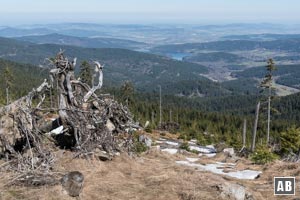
[0,51,139,179]
[267,95,271,145]
[251,101,260,152]
[6,87,9,106]
[242,119,247,147]
[83,61,103,102]
[158,85,162,126]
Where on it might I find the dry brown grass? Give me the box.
[0,149,299,200]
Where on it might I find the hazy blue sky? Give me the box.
[0,0,298,25]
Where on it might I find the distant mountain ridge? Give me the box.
[0,36,227,97]
[152,39,300,53]
[15,33,147,50]
[221,34,300,41]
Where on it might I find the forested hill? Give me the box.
[233,64,300,89]
[152,38,300,53]
[221,33,300,41]
[14,33,147,50]
[183,52,245,63]
[0,59,46,105]
[1,56,300,123]
[0,37,234,96]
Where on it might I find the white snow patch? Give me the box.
[188,141,196,145]
[175,161,261,180]
[215,162,236,166]
[204,153,216,158]
[158,138,167,141]
[186,157,199,162]
[152,145,161,150]
[161,148,178,154]
[206,145,215,149]
[189,146,213,153]
[165,141,179,146]
[226,170,262,180]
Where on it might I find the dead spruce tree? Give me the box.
[0,51,139,183]
[260,58,276,145]
[251,101,260,152]
[47,50,138,154]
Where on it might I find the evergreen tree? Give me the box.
[280,126,300,155]
[120,81,134,106]
[79,61,92,86]
[1,66,14,105]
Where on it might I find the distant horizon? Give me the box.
[1,19,299,27]
[0,0,299,26]
[0,21,299,28]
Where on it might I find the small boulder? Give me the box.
[94,149,111,161]
[223,148,235,157]
[215,143,228,153]
[139,135,152,148]
[61,171,84,197]
[98,153,111,161]
[217,182,248,200]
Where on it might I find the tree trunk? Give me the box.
[158,85,162,126]
[251,101,260,152]
[267,95,271,145]
[6,87,9,106]
[243,119,247,147]
[151,111,154,125]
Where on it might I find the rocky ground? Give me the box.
[0,132,299,200]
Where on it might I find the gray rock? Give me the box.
[223,148,235,157]
[98,153,111,161]
[61,171,84,197]
[139,135,152,148]
[94,149,111,161]
[218,182,253,200]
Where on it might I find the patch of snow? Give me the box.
[215,162,236,166]
[165,141,179,146]
[161,148,178,154]
[158,138,167,141]
[186,157,199,162]
[152,145,161,150]
[226,170,261,180]
[204,153,216,158]
[155,141,164,144]
[175,161,261,180]
[189,146,215,153]
[188,141,196,145]
[206,145,215,149]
